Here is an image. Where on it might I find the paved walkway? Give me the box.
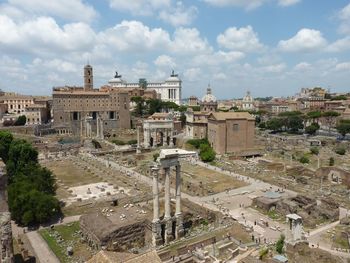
[27,231,60,263]
[308,220,340,237]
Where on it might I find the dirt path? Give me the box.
[27,231,60,263]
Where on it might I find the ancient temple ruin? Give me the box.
[151,149,197,246]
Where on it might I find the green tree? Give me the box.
[14,115,26,126]
[307,111,322,122]
[266,118,283,132]
[8,182,60,226]
[336,120,350,138]
[146,99,163,115]
[0,131,13,162]
[180,113,186,127]
[6,139,38,181]
[322,111,341,134]
[287,115,304,133]
[276,234,285,254]
[199,144,216,162]
[131,96,145,117]
[3,133,60,226]
[331,95,347,100]
[329,157,335,166]
[305,122,320,135]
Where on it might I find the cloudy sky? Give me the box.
[0,0,350,99]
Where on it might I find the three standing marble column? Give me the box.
[151,162,184,246]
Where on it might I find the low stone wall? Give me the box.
[315,166,350,187]
[0,212,13,263]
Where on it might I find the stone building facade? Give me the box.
[185,87,217,139]
[52,65,131,136]
[25,104,48,125]
[207,112,255,155]
[107,70,182,105]
[0,94,35,114]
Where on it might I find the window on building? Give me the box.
[73,112,79,120]
[109,111,115,119]
[92,111,97,120]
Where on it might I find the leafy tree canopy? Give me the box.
[0,131,13,162]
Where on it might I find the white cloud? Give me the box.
[204,0,301,9]
[327,37,350,52]
[277,0,300,7]
[338,3,350,34]
[171,27,212,54]
[98,20,171,52]
[193,50,245,66]
[0,15,96,54]
[109,0,170,16]
[294,62,311,71]
[8,0,97,22]
[278,28,327,52]
[335,62,350,71]
[30,58,78,73]
[261,63,286,73]
[213,72,227,80]
[217,26,264,52]
[154,55,176,67]
[131,61,149,76]
[203,0,266,10]
[159,2,198,27]
[184,68,201,81]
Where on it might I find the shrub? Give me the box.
[91,139,102,149]
[310,147,319,155]
[305,123,320,135]
[187,138,209,149]
[153,153,159,162]
[299,156,309,164]
[276,234,285,254]
[335,146,346,155]
[112,139,125,145]
[259,247,269,260]
[329,157,335,166]
[199,143,216,162]
[14,115,26,126]
[258,122,266,129]
[127,139,137,145]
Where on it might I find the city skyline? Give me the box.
[0,0,350,98]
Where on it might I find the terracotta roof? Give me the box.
[208,112,255,121]
[87,250,161,263]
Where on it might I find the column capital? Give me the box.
[151,165,160,175]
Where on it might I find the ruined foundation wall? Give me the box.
[103,220,149,251]
[0,212,14,263]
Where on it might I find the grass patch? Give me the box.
[39,222,92,263]
[267,210,281,220]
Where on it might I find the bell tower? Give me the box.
[84,64,93,90]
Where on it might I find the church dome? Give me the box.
[201,87,217,103]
